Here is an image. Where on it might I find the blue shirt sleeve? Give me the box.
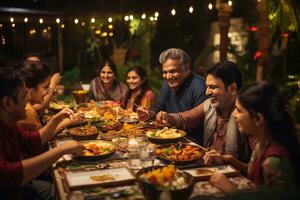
[151,81,169,113]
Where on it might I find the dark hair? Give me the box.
[16,61,51,88]
[98,59,118,78]
[205,61,242,90]
[0,68,24,103]
[125,66,150,111]
[238,81,300,185]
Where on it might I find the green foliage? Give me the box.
[61,66,81,87]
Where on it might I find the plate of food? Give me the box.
[49,101,71,112]
[74,140,117,161]
[136,165,195,200]
[146,127,186,144]
[118,116,139,124]
[155,143,206,165]
[68,125,99,140]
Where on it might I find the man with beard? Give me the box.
[137,48,207,143]
[156,61,255,162]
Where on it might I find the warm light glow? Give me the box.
[171,9,176,16]
[61,24,65,28]
[108,17,112,23]
[189,6,194,13]
[208,3,213,10]
[74,18,79,24]
[129,15,134,20]
[95,30,101,35]
[154,17,158,21]
[257,0,261,2]
[109,32,113,37]
[228,0,233,6]
[11,23,15,27]
[150,16,154,21]
[0,24,3,27]
[24,17,28,23]
[10,17,14,23]
[30,29,36,34]
[141,13,146,19]
[43,29,47,33]
[108,24,113,29]
[91,18,95,23]
[154,12,159,17]
[47,26,51,30]
[39,18,43,24]
[56,18,60,24]
[124,16,129,21]
[81,22,85,26]
[101,32,108,37]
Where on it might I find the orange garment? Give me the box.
[126,90,155,110]
[17,103,42,131]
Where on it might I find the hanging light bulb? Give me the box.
[141,13,146,19]
[154,12,159,17]
[24,17,28,23]
[124,16,129,21]
[150,16,154,21]
[228,0,233,6]
[39,18,44,24]
[189,6,194,13]
[129,15,134,20]
[74,18,79,24]
[11,23,15,27]
[171,9,176,16]
[208,3,213,10]
[10,17,14,23]
[90,18,95,23]
[108,17,112,23]
[56,18,60,24]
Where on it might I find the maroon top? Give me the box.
[0,120,42,196]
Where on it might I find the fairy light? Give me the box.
[171,9,176,16]
[39,18,44,24]
[108,17,112,23]
[109,32,113,37]
[95,30,101,35]
[30,29,36,34]
[61,24,65,28]
[90,18,95,23]
[141,13,146,19]
[47,26,51,30]
[208,3,213,10]
[189,6,194,13]
[74,18,79,24]
[10,17,14,23]
[81,22,85,26]
[228,0,233,6]
[11,23,15,28]
[124,16,129,21]
[154,12,159,17]
[24,17,28,23]
[43,29,47,33]
[108,24,113,29]
[56,18,60,24]
[129,15,134,20]
[150,16,154,21]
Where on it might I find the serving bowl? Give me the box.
[146,127,186,144]
[136,165,195,200]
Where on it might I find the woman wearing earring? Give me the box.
[125,66,155,111]
[89,60,128,106]
[207,82,300,192]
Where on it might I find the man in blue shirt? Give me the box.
[138,48,207,143]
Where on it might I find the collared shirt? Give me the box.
[152,72,207,143]
[0,120,42,196]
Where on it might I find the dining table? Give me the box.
[47,101,256,200]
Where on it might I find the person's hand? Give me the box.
[50,73,62,89]
[60,141,84,155]
[156,111,171,125]
[203,150,224,165]
[136,107,152,121]
[209,172,237,193]
[52,108,74,123]
[60,113,85,128]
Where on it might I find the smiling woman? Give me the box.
[125,66,155,111]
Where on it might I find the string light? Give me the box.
[81,22,85,26]
[108,17,112,23]
[47,26,51,30]
[129,15,134,20]
[124,16,129,21]
[171,9,176,16]
[61,24,65,28]
[56,18,60,24]
[150,16,154,21]
[141,13,146,19]
[95,30,101,35]
[24,17,28,23]
[29,29,36,34]
[39,18,43,24]
[189,6,194,13]
[0,24,3,28]
[10,17,14,23]
[43,29,47,33]
[154,12,159,17]
[208,3,213,10]
[74,18,79,24]
[11,23,15,28]
[90,18,95,23]
[108,24,113,29]
[228,0,233,6]
[101,32,107,37]
[109,32,113,37]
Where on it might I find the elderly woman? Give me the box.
[207,82,300,192]
[125,66,155,111]
[89,60,128,106]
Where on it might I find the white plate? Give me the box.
[65,167,135,190]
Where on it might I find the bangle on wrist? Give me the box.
[50,87,57,95]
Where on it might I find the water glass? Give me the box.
[140,144,155,168]
[127,136,142,169]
